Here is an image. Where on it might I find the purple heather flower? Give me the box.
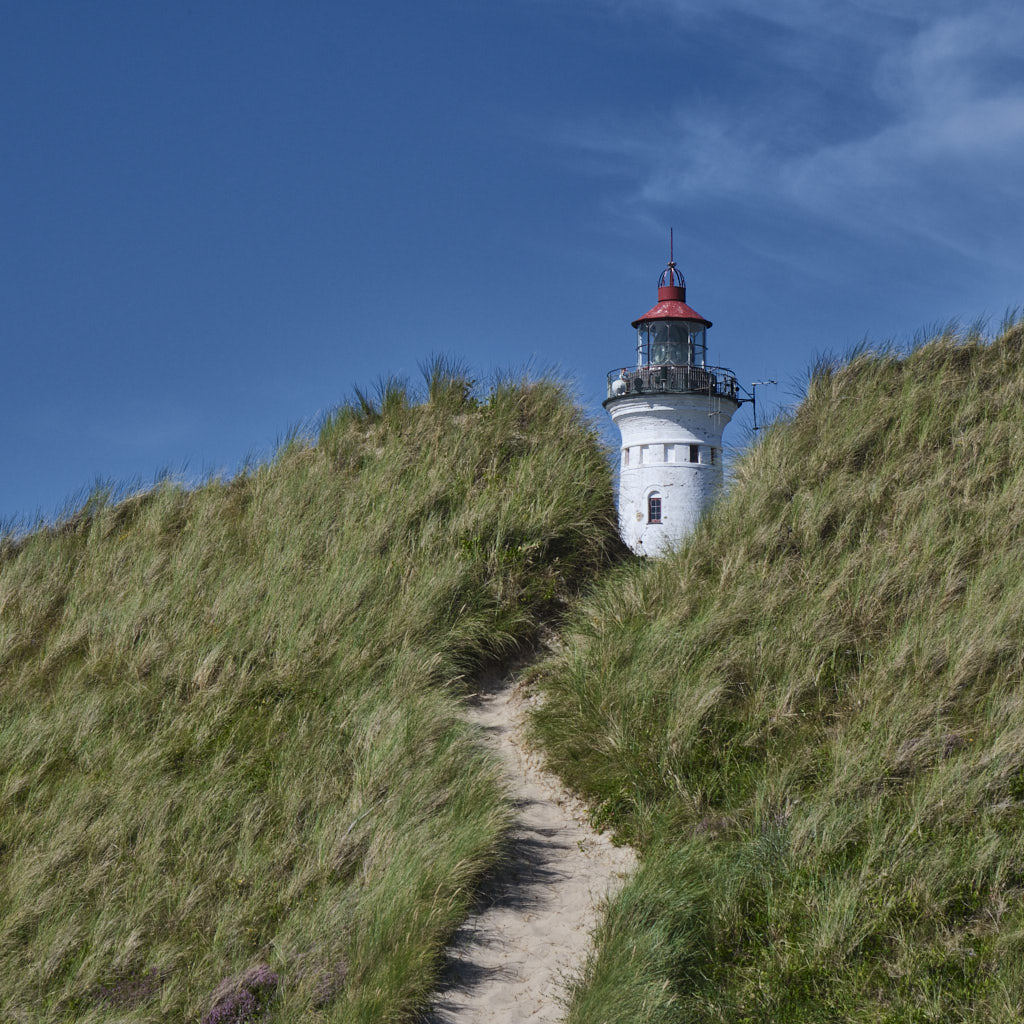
[202,964,279,1024]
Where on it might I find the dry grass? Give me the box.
[531,321,1024,1022]
[0,365,619,1023]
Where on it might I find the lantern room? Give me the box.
[632,263,711,369]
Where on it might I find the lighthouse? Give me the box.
[604,244,741,556]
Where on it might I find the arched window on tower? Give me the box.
[648,492,662,524]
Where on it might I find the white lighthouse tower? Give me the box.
[604,244,741,556]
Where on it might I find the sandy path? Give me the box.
[421,666,636,1024]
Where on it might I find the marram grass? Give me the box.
[11,325,1024,1024]
[531,321,1024,1023]
[0,369,618,1023]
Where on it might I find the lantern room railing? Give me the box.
[605,364,740,402]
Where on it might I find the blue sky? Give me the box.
[3,0,1023,524]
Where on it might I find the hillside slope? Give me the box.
[532,323,1024,1023]
[0,370,618,1023]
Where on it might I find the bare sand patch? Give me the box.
[421,666,636,1024]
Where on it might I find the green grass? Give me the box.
[530,321,1024,1022]
[13,322,1024,1023]
[0,365,619,1023]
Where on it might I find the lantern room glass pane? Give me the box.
[664,322,688,364]
[637,321,707,367]
[692,327,706,366]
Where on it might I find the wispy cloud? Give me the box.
[563,1,1024,267]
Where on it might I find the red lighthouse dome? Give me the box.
[631,263,711,330]
[632,249,711,369]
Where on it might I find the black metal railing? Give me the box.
[605,364,740,401]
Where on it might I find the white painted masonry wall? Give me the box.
[607,392,739,557]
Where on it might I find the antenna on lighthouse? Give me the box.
[749,380,778,431]
[659,229,684,294]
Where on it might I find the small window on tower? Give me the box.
[648,493,662,524]
[623,447,629,467]
[710,447,718,465]
[689,443,700,463]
